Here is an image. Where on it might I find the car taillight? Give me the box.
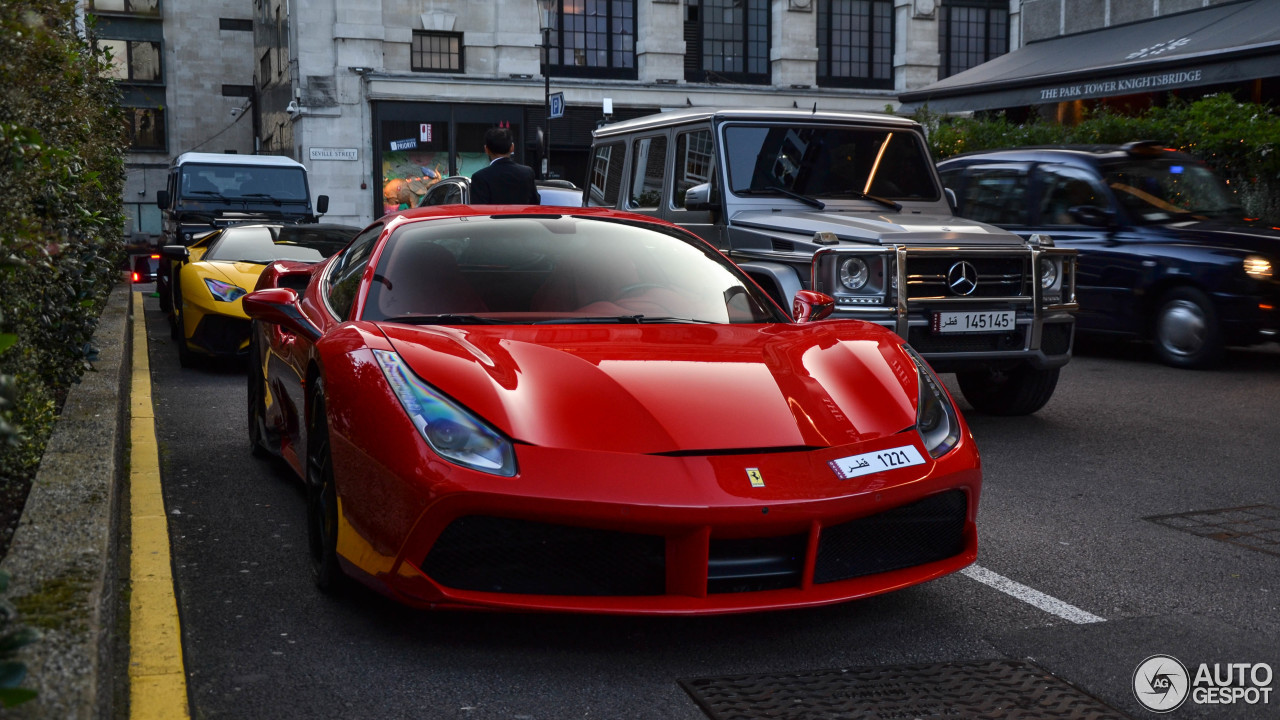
[132,272,140,282]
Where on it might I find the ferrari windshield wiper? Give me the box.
[534,315,718,325]
[825,189,902,211]
[391,314,503,325]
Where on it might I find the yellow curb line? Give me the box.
[129,291,191,720]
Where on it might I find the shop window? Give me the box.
[684,0,769,85]
[124,107,165,152]
[412,31,464,73]
[88,0,160,16]
[101,39,162,83]
[818,0,893,89]
[546,0,637,80]
[940,0,1008,79]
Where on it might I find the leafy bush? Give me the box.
[0,570,39,708]
[914,94,1280,221]
[0,3,126,490]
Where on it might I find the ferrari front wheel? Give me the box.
[305,378,345,592]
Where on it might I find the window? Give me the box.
[124,107,165,151]
[939,1,1008,79]
[326,225,383,320]
[412,31,464,73]
[628,136,667,210]
[957,167,1028,225]
[88,0,160,16]
[587,142,625,208]
[684,0,769,85]
[1035,167,1106,226]
[101,39,162,82]
[547,0,637,79]
[818,0,893,89]
[673,130,713,210]
[219,18,253,31]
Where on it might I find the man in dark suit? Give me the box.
[470,127,541,205]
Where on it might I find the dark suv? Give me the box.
[938,143,1278,368]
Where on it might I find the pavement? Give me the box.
[0,285,188,720]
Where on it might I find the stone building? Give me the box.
[96,0,1275,232]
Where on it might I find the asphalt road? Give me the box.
[141,291,1279,720]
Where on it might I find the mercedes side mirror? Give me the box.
[792,289,835,323]
[684,182,718,212]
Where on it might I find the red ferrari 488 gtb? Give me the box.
[243,205,981,614]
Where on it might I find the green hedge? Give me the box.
[913,94,1280,221]
[0,2,126,488]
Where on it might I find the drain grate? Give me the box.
[1146,504,1280,558]
[680,659,1129,720]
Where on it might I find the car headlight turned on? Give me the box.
[903,345,960,458]
[204,278,247,302]
[373,349,516,477]
[1244,255,1272,279]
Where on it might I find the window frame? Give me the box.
[411,30,465,74]
[546,0,638,80]
[939,0,1009,79]
[817,0,895,90]
[684,0,771,85]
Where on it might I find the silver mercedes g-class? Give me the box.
[587,108,1077,415]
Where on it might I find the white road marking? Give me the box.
[962,564,1106,624]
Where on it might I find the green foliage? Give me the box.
[0,1,126,486]
[912,94,1280,220]
[0,570,39,708]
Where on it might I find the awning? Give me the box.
[898,0,1280,113]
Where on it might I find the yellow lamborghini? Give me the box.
[162,223,359,366]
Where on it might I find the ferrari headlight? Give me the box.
[903,345,960,458]
[839,257,870,291]
[373,349,516,476]
[204,278,247,302]
[1244,255,1272,279]
[1038,257,1059,289]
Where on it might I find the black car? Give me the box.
[131,253,159,283]
[416,176,583,208]
[938,142,1278,368]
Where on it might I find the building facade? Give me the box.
[96,0,1260,234]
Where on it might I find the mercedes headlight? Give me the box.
[1038,257,1059,289]
[1244,255,1272,279]
[204,278,247,302]
[839,257,870,291]
[373,349,516,476]
[903,345,960,458]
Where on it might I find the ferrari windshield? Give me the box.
[361,215,784,325]
[1103,159,1243,223]
[722,125,939,201]
[204,226,353,264]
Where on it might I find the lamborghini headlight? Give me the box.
[373,349,516,476]
[903,345,960,458]
[204,278,247,302]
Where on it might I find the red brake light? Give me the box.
[132,272,141,282]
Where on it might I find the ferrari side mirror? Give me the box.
[792,289,835,323]
[243,287,322,342]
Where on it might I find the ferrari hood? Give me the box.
[730,209,1027,246]
[376,322,920,455]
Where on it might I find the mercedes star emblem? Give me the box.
[947,261,978,296]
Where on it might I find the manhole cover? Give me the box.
[680,659,1129,720]
[1146,504,1280,558]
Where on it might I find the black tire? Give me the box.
[956,364,1060,416]
[247,326,271,458]
[1152,286,1223,369]
[305,379,346,592]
